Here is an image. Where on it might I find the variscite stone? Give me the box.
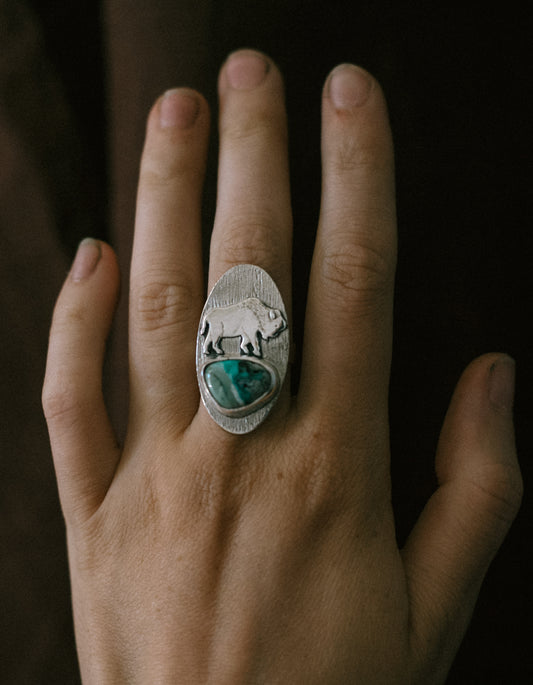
[204,359,275,410]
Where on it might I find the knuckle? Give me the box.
[182,452,250,527]
[286,423,352,519]
[52,301,89,335]
[330,128,391,177]
[140,152,202,190]
[321,238,393,303]
[333,136,368,174]
[42,381,83,424]
[294,451,343,515]
[189,463,228,520]
[141,169,189,197]
[470,463,523,527]
[215,218,283,273]
[283,413,391,530]
[133,277,195,333]
[221,109,287,147]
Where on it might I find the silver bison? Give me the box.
[201,297,286,357]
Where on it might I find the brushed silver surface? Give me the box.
[196,264,289,434]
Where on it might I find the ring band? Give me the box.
[196,264,289,434]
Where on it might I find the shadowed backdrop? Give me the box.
[1,1,531,682]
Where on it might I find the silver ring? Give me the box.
[196,264,289,434]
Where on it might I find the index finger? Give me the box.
[299,65,396,446]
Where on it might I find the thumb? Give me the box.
[402,354,523,683]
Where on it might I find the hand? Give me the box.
[42,50,522,684]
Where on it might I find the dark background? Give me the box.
[1,1,531,682]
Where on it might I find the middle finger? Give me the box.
[208,50,292,304]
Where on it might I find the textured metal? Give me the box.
[196,264,289,434]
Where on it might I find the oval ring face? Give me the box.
[196,264,289,434]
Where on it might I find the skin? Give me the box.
[42,50,522,684]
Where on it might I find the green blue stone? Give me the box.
[204,359,274,410]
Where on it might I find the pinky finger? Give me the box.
[42,239,121,524]
[402,354,523,682]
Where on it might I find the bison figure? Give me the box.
[201,297,286,357]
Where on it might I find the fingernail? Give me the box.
[489,356,516,413]
[160,89,200,129]
[327,64,372,110]
[71,238,101,282]
[226,50,269,90]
